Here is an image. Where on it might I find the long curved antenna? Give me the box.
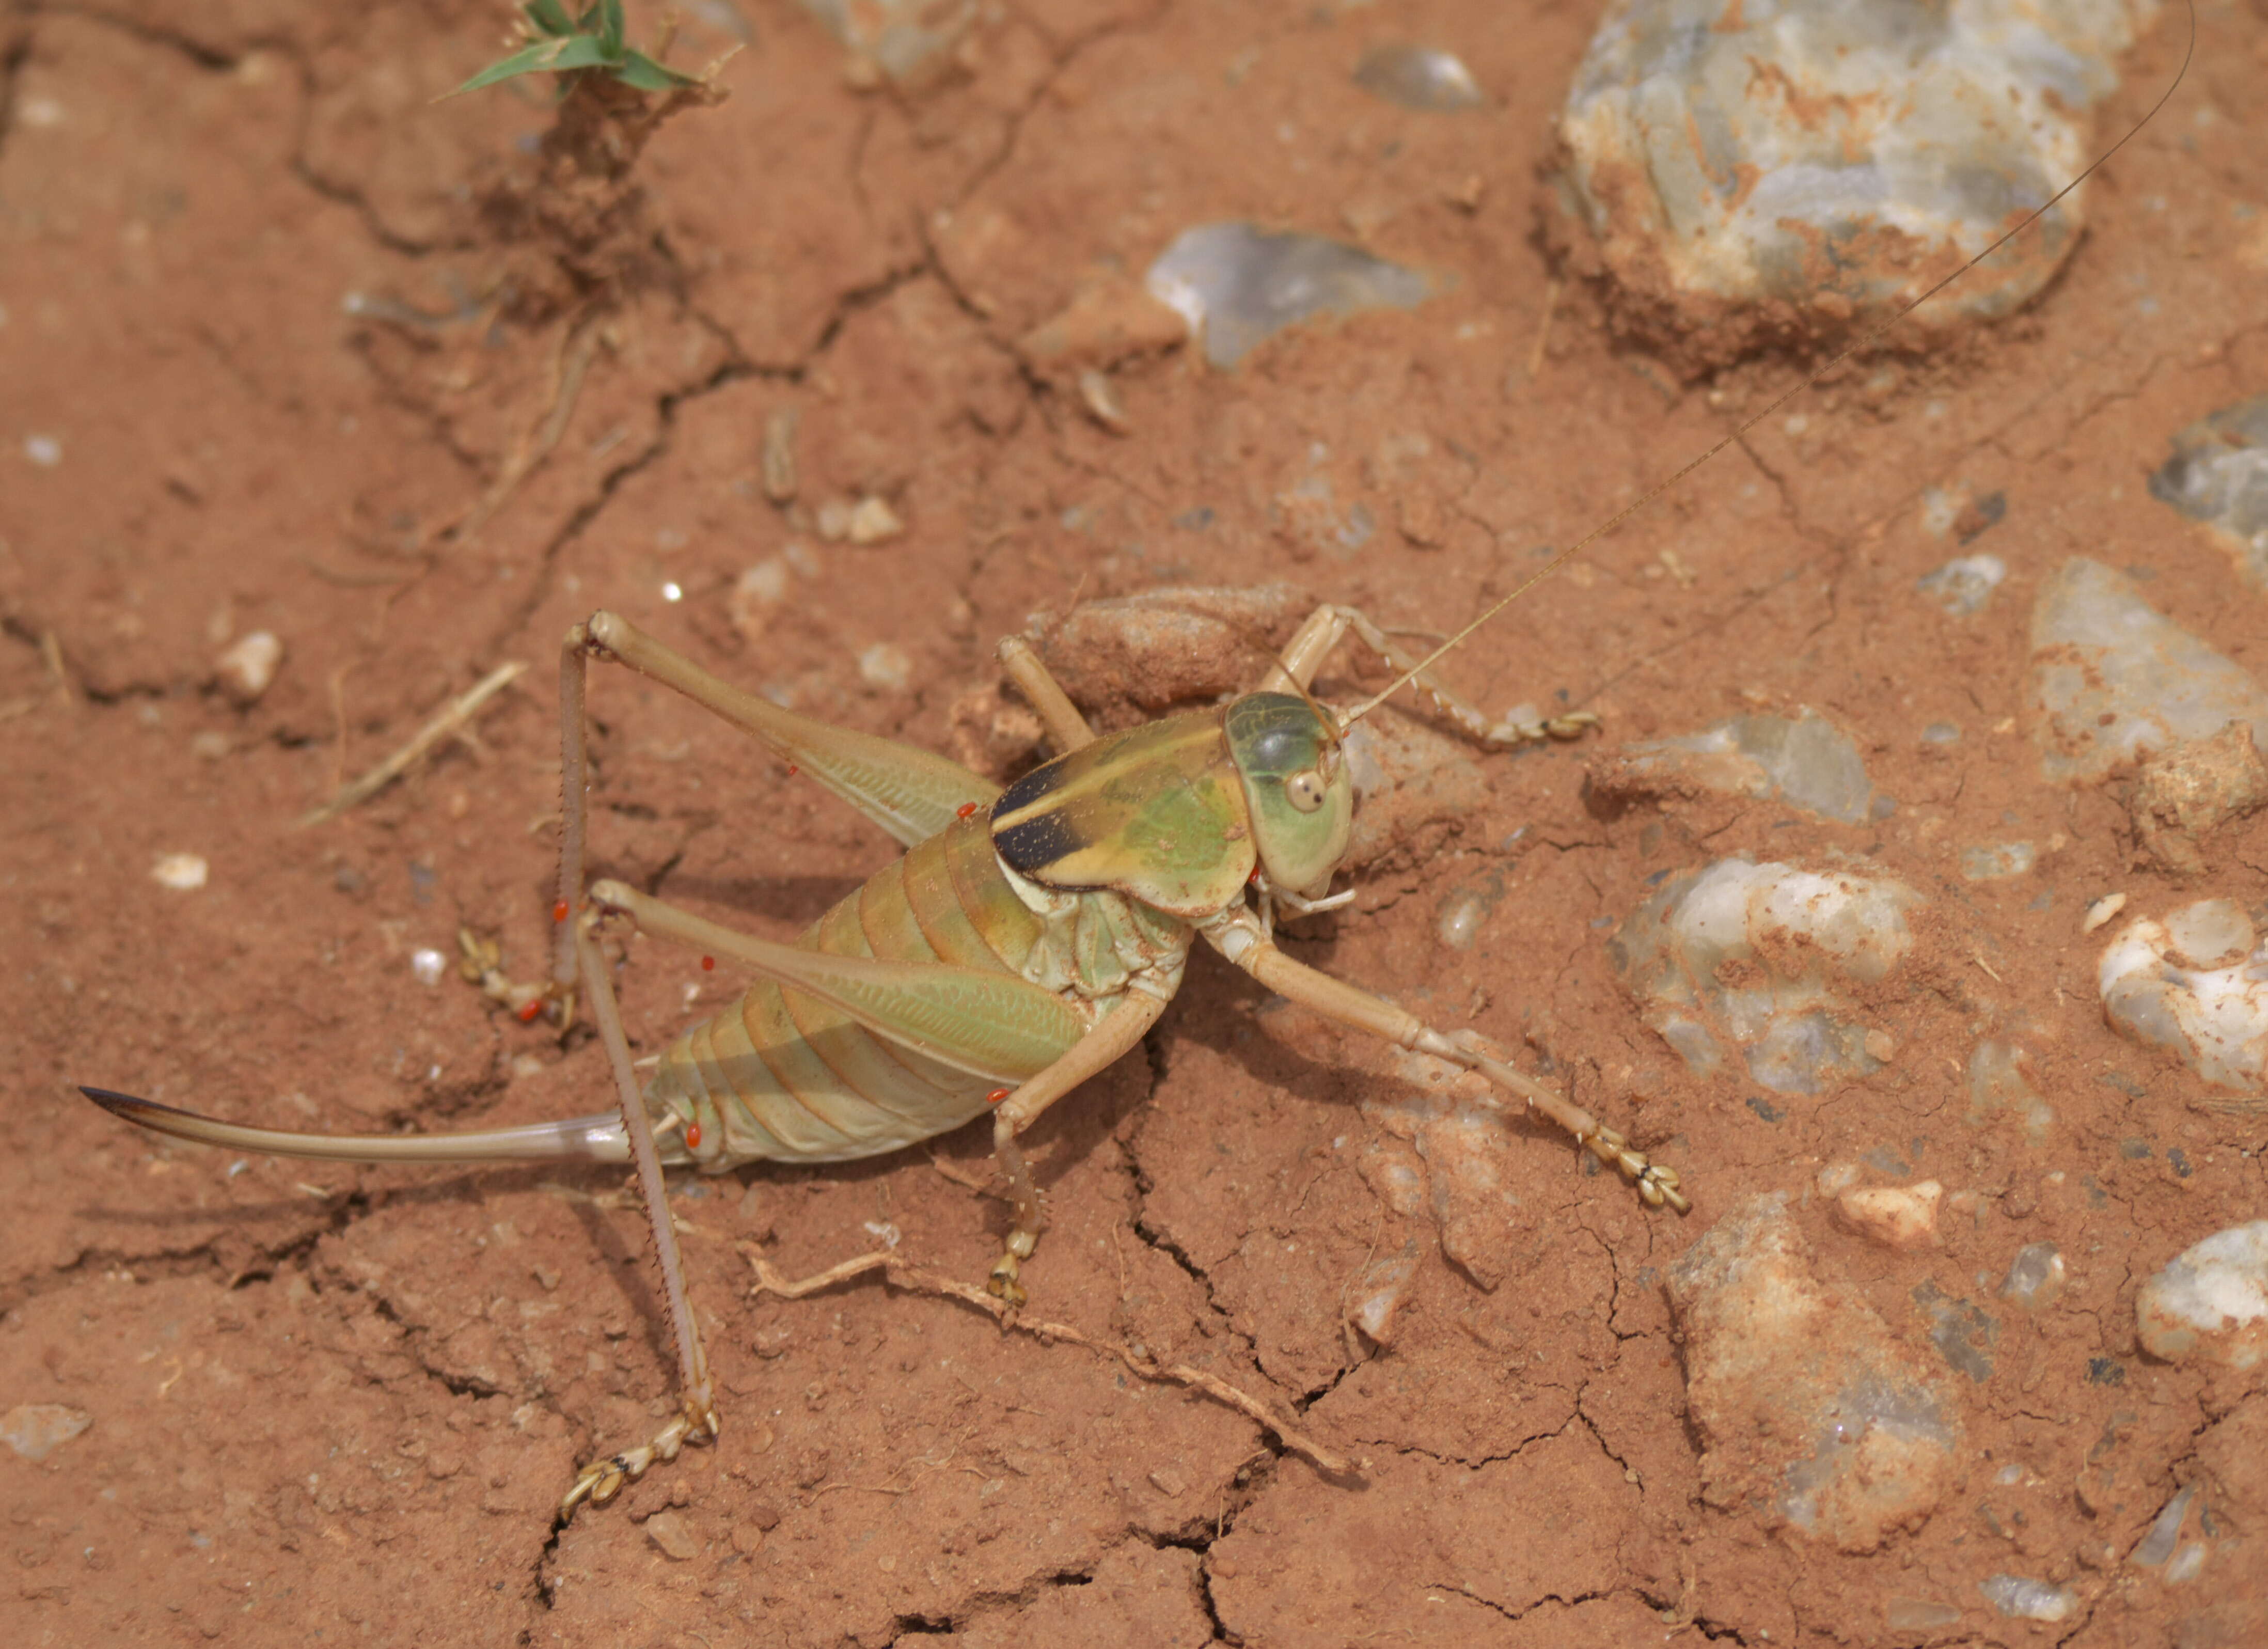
[1336,3,2196,735]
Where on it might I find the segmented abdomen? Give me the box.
[648,813,1073,1165]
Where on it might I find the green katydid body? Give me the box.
[86,690,1351,1175]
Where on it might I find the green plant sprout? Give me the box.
[452,0,705,96]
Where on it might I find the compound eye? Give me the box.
[1284,768,1328,813]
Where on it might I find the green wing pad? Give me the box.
[990,711,1256,919]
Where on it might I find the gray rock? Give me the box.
[1593,708,1881,824]
[1553,0,2156,366]
[1609,857,1919,1094]
[1146,225,1432,370]
[2027,558,2268,785]
[2151,392,2268,590]
[1669,1195,1964,1551]
[1353,45,1484,112]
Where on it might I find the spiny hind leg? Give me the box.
[558,914,719,1522]
[1199,909,1687,1213]
[982,991,1169,1306]
[1258,604,1599,747]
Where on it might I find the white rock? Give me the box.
[1979,1575,2077,1622]
[150,852,209,891]
[1832,1180,1943,1250]
[1609,858,1920,1094]
[215,630,282,703]
[2099,905,2268,1093]
[857,642,911,692]
[2136,1221,2268,1371]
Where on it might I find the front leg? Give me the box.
[1199,909,1688,1213]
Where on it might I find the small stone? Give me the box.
[760,407,799,503]
[845,496,903,545]
[2128,723,2268,877]
[1076,368,1128,434]
[2136,1221,2268,1370]
[1979,1576,2076,1623]
[1668,1194,1962,1552]
[1346,1243,1421,1345]
[150,853,208,891]
[1959,842,2035,882]
[24,434,61,467]
[2099,906,2268,1095]
[1148,1468,1187,1497]
[1998,1242,2066,1310]
[215,630,282,704]
[1917,553,2007,617]
[2083,892,2128,935]
[643,1509,700,1561]
[409,947,447,987]
[857,643,911,692]
[2028,560,2268,786]
[1589,709,1879,824]
[1609,858,1922,1094]
[2149,391,2268,590]
[1145,223,1432,370]
[1833,1181,1943,1250]
[1,1403,92,1460]
[730,558,793,640]
[1352,44,1484,111]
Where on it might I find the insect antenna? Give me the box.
[1335,3,2195,737]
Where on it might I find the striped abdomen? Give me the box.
[647,812,1180,1166]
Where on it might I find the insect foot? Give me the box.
[985,1228,1039,1308]
[558,1394,721,1524]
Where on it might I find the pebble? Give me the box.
[24,434,61,467]
[1352,44,1484,112]
[1,1403,92,1461]
[1145,224,1431,370]
[1592,709,1881,825]
[1668,1194,1963,1552]
[1916,553,2007,617]
[2150,391,2268,590]
[1959,841,2036,882]
[1966,1039,2054,1142]
[215,630,282,703]
[1831,1180,1943,1250]
[150,852,209,891]
[2135,1221,2268,1370]
[760,407,799,504]
[2127,723,2268,877]
[730,558,793,640]
[1346,1243,1422,1344]
[410,947,448,987]
[857,643,911,692]
[1554,0,2150,364]
[1979,1575,2077,1623]
[1998,1242,2067,1311]
[2083,892,2129,935]
[845,496,903,545]
[2027,559,2268,786]
[642,1508,700,1561]
[2098,903,2268,1095]
[1609,857,1921,1095]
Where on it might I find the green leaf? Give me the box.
[612,50,704,91]
[449,39,576,95]
[522,0,575,37]
[596,0,627,55]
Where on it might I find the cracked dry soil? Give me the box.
[4,2,2266,1646]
